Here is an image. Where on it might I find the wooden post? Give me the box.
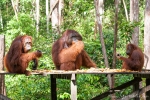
[133,77,141,100]
[0,35,6,95]
[146,78,150,100]
[71,74,77,100]
[50,74,57,100]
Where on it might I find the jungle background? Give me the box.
[0,0,147,100]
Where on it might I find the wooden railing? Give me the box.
[7,69,149,100]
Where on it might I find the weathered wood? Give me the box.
[91,78,142,100]
[0,35,6,95]
[30,69,150,75]
[52,74,71,79]
[0,94,11,100]
[2,69,150,99]
[50,75,57,100]
[117,83,150,100]
[134,74,150,78]
[0,68,149,75]
[71,74,77,100]
[146,78,150,100]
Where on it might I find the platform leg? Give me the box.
[133,77,141,100]
[51,74,57,100]
[71,74,77,100]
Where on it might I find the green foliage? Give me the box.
[6,13,36,36]
[5,75,50,100]
[77,74,109,100]
[58,92,71,100]
[118,18,140,42]
[0,0,145,99]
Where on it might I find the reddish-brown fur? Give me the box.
[117,43,144,71]
[52,29,97,70]
[4,35,42,75]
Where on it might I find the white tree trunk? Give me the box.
[36,0,40,36]
[0,35,6,95]
[144,0,150,69]
[50,0,63,34]
[0,10,3,30]
[130,0,139,46]
[11,0,19,20]
[98,0,104,22]
[122,0,129,21]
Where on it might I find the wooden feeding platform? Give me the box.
[2,68,150,100]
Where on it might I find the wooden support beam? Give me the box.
[52,74,71,79]
[91,78,142,100]
[133,77,141,100]
[50,75,57,100]
[117,83,150,100]
[146,78,150,100]
[71,74,77,100]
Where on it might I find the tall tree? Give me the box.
[0,9,3,30]
[130,1,145,99]
[50,0,64,35]
[130,0,139,45]
[111,0,119,99]
[122,0,129,21]
[35,0,40,36]
[94,1,114,100]
[11,0,19,20]
[46,0,49,34]
[144,0,150,70]
[0,35,6,96]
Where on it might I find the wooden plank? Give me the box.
[134,74,150,78]
[91,78,142,100]
[117,84,150,100]
[50,75,57,100]
[2,69,150,75]
[71,74,77,100]
[30,69,150,75]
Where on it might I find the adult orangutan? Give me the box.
[52,29,97,70]
[116,43,144,71]
[4,35,42,76]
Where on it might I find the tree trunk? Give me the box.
[36,0,40,37]
[112,0,119,71]
[111,0,119,99]
[46,0,49,34]
[130,0,139,46]
[0,9,3,30]
[94,0,104,38]
[144,0,150,70]
[144,8,150,100]
[50,0,64,35]
[130,1,145,100]
[122,0,129,21]
[94,0,110,69]
[0,35,6,95]
[11,0,19,20]
[94,1,113,99]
